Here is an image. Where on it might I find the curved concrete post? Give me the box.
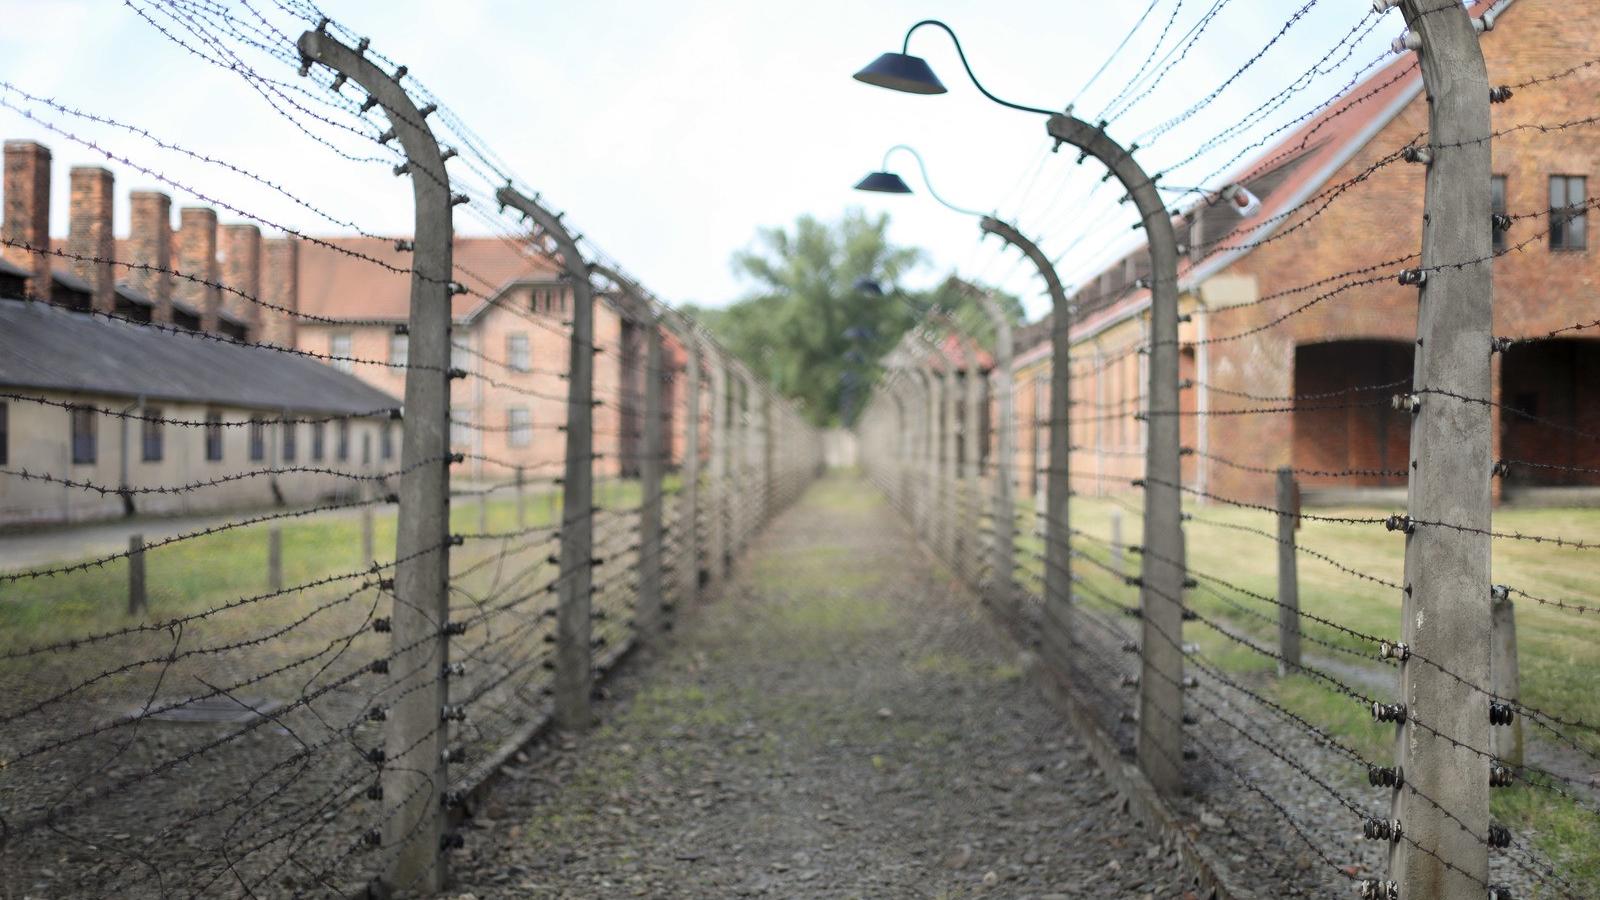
[706,344,729,584]
[297,28,453,891]
[949,279,1015,620]
[495,186,597,739]
[1045,113,1184,794]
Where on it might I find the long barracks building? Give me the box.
[1008,0,1599,508]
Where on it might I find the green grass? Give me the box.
[1018,493,1600,893]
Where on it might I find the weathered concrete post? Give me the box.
[707,349,729,584]
[128,534,146,616]
[594,265,662,640]
[980,218,1072,668]
[299,25,455,891]
[1045,113,1184,795]
[494,186,596,735]
[1386,3,1496,897]
[1275,468,1301,677]
[678,325,702,603]
[267,526,283,593]
[1490,591,1522,768]
[963,340,982,583]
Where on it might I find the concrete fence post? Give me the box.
[128,534,146,616]
[679,328,701,603]
[267,526,283,593]
[1045,113,1184,795]
[495,186,596,735]
[299,25,455,892]
[1490,592,1522,768]
[707,350,728,584]
[1275,468,1301,677]
[1110,509,1124,578]
[1386,3,1496,897]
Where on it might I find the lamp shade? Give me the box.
[853,52,947,95]
[851,278,885,297]
[853,171,913,194]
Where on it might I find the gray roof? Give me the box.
[0,298,400,415]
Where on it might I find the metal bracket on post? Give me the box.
[1387,3,1495,897]
[494,184,595,734]
[1044,113,1184,795]
[978,218,1073,671]
[298,27,454,893]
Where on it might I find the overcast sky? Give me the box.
[0,1,1397,318]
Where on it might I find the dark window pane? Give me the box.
[143,409,163,462]
[284,423,297,462]
[71,407,97,465]
[205,412,224,461]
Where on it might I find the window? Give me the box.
[381,423,394,460]
[283,423,297,462]
[142,409,163,462]
[451,341,470,373]
[249,418,266,461]
[361,432,371,465]
[390,332,409,367]
[507,333,530,372]
[330,332,354,373]
[508,407,531,447]
[312,421,326,461]
[204,411,224,462]
[451,407,471,447]
[1550,175,1587,251]
[71,406,97,465]
[1491,175,1508,253]
[337,419,350,462]
[0,402,7,465]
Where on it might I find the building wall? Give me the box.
[0,391,391,526]
[1003,0,1600,507]
[298,282,654,489]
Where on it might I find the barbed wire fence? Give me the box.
[861,1,1600,898]
[0,3,820,896]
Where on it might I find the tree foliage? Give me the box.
[688,209,1023,426]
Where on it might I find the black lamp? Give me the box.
[853,171,912,194]
[853,51,946,95]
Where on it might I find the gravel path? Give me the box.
[448,474,1188,899]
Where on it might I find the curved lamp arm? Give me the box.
[881,144,987,217]
[902,20,1059,117]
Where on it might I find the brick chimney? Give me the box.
[175,206,220,332]
[221,223,261,340]
[127,191,173,323]
[262,237,299,347]
[2,140,51,300]
[67,166,115,314]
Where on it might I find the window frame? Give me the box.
[337,419,350,462]
[142,408,163,462]
[508,407,532,448]
[507,333,531,373]
[1550,174,1588,252]
[248,417,266,462]
[312,421,326,462]
[204,410,224,462]
[390,332,409,367]
[330,331,354,373]
[283,421,297,462]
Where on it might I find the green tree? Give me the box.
[697,209,1023,426]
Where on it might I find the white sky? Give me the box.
[0,1,1398,319]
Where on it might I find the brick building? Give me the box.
[294,237,687,487]
[1009,0,1598,507]
[0,140,398,526]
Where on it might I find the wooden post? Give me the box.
[515,465,526,529]
[1110,509,1124,578]
[1275,468,1301,677]
[298,26,454,892]
[128,534,146,615]
[267,526,283,593]
[1491,590,1523,768]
